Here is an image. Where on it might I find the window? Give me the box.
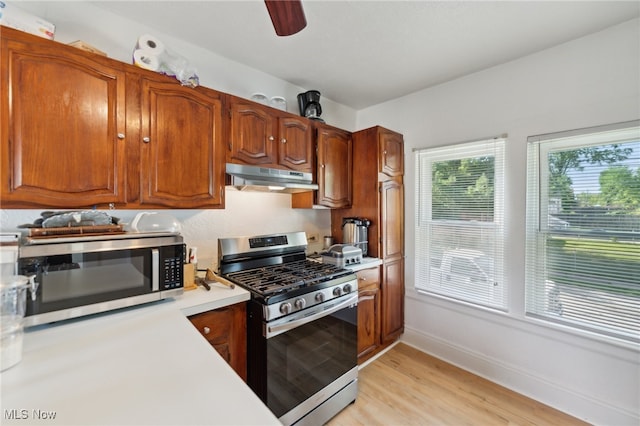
[526,121,640,343]
[415,137,506,309]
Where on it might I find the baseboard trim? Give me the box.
[401,326,638,426]
[358,340,401,370]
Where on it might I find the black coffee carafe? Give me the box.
[297,90,324,122]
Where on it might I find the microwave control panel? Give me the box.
[161,244,184,289]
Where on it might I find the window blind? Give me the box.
[415,137,506,310]
[525,121,640,343]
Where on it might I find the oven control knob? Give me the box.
[315,293,325,303]
[333,287,343,297]
[343,284,353,294]
[279,302,292,314]
[294,298,306,310]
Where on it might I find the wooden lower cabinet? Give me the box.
[188,302,247,381]
[381,257,405,343]
[357,267,381,363]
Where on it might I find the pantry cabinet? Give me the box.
[0,26,226,209]
[331,126,405,360]
[227,97,313,172]
[188,302,247,381]
[0,27,127,208]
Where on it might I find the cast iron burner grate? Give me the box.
[224,259,350,298]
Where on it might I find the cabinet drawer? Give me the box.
[356,267,381,289]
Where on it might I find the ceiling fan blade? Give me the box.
[264,0,307,36]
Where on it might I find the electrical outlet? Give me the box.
[306,233,319,243]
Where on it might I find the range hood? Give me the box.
[226,163,318,194]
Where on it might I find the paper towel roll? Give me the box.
[133,49,161,71]
[136,34,165,55]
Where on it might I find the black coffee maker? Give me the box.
[297,90,324,122]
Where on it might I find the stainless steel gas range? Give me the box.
[218,231,358,426]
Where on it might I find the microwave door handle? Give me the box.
[151,248,159,292]
[265,293,358,339]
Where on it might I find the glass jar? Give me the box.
[1,275,30,371]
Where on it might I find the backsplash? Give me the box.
[0,190,331,270]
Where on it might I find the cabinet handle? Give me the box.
[203,326,210,335]
[281,138,287,144]
[117,133,125,140]
[321,164,325,168]
[268,136,275,142]
[383,150,388,155]
[142,137,150,143]
[359,277,367,281]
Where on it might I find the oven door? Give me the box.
[248,293,358,425]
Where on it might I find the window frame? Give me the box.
[414,137,506,310]
[525,120,640,344]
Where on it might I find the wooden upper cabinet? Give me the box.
[316,125,353,208]
[0,26,226,209]
[137,76,224,208]
[278,116,313,171]
[228,99,276,166]
[0,29,126,208]
[379,129,404,179]
[228,97,313,172]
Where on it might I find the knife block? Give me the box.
[183,263,197,291]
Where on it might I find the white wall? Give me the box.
[1,1,356,263]
[357,18,640,425]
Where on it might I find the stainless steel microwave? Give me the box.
[18,233,185,327]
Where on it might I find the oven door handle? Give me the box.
[265,293,358,339]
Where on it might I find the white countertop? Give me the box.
[344,257,383,272]
[0,285,281,426]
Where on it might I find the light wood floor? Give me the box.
[328,343,589,426]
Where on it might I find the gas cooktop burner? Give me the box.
[224,259,351,298]
[218,231,358,306]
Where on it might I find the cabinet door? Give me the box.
[380,180,404,259]
[381,257,404,343]
[228,100,276,166]
[316,126,352,208]
[188,303,247,381]
[139,77,224,208]
[1,34,126,208]
[357,267,381,362]
[379,129,404,178]
[278,116,313,172]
